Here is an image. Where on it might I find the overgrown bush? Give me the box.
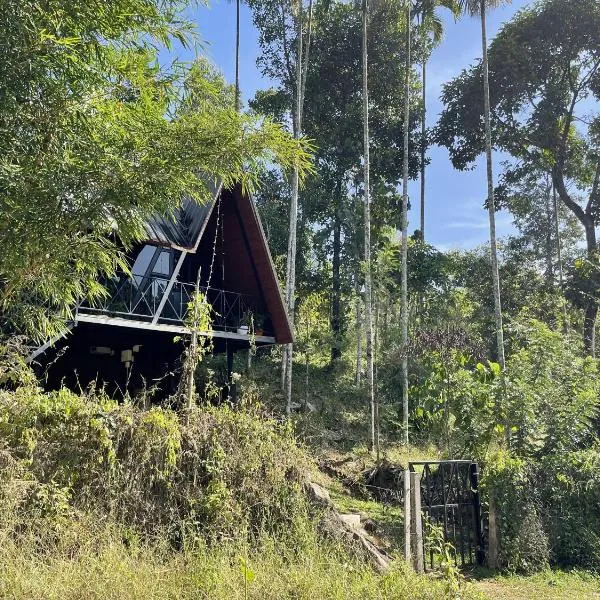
[0,382,485,598]
[483,451,550,574]
[0,383,310,546]
[503,320,600,458]
[538,448,600,570]
[484,447,600,574]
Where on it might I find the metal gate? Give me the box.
[409,460,484,570]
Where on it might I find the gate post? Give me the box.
[403,469,411,563]
[410,470,424,573]
[488,494,498,569]
[470,462,486,566]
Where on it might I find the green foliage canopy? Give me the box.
[435,0,600,182]
[0,0,311,341]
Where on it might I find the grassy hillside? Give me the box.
[0,380,483,599]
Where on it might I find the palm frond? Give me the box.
[414,0,460,45]
[429,13,444,43]
[456,0,510,18]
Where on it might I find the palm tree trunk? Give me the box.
[420,55,426,239]
[355,274,363,386]
[235,0,241,112]
[283,0,304,414]
[300,0,314,110]
[362,0,378,459]
[282,0,314,411]
[331,191,343,363]
[400,0,411,448]
[480,0,505,370]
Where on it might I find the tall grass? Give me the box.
[0,380,483,599]
[0,518,482,599]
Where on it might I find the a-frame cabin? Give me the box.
[34,183,291,397]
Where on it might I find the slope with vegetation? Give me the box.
[2,0,600,597]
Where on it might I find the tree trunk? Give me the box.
[400,1,411,448]
[552,182,569,332]
[584,302,598,357]
[584,220,598,357]
[331,192,342,363]
[235,0,241,113]
[420,56,426,240]
[374,297,380,447]
[480,0,505,370]
[552,168,597,354]
[355,273,363,386]
[282,0,314,410]
[283,0,304,414]
[543,176,555,284]
[362,0,378,459]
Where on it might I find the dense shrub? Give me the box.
[483,452,550,574]
[0,516,483,600]
[393,319,600,460]
[538,448,600,570]
[0,383,485,598]
[484,448,600,573]
[503,320,600,458]
[0,384,310,545]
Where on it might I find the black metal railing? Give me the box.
[78,273,269,334]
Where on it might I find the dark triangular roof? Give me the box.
[143,180,221,251]
[143,183,293,344]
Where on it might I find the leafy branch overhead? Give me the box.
[0,0,312,341]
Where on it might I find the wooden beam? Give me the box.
[76,312,276,344]
[26,323,75,363]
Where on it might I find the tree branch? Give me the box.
[587,160,600,216]
[552,165,586,225]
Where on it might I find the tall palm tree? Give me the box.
[362,0,378,458]
[235,0,241,111]
[400,0,412,447]
[399,0,457,448]
[414,0,459,240]
[458,0,509,370]
[226,0,242,112]
[283,0,314,414]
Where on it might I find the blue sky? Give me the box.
[173,0,532,250]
